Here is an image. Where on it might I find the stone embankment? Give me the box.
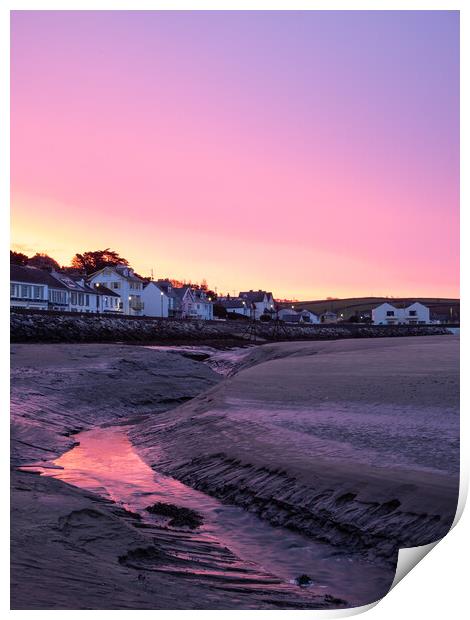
[10,309,450,344]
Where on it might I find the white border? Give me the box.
[2,2,466,618]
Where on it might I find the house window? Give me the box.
[409,310,417,316]
[386,310,395,316]
[10,283,22,298]
[85,294,90,306]
[71,292,77,305]
[112,282,120,289]
[49,289,67,304]
[21,284,31,298]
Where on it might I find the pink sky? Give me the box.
[10,11,459,299]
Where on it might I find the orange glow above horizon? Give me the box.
[11,12,459,300]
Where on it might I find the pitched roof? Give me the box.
[239,290,273,303]
[10,265,68,290]
[50,272,93,292]
[92,284,121,297]
[218,299,246,309]
[193,289,212,302]
[371,301,429,311]
[297,308,319,317]
[144,281,175,297]
[155,280,179,298]
[114,265,143,282]
[88,265,143,283]
[173,286,193,301]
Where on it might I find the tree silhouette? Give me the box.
[10,250,29,266]
[71,249,129,275]
[28,253,60,271]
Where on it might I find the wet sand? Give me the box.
[11,336,459,609]
[132,337,459,563]
[10,343,345,609]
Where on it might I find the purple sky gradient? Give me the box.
[11,11,459,298]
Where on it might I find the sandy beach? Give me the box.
[11,335,459,609]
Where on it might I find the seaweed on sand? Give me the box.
[145,502,203,529]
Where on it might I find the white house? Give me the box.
[192,288,214,320]
[218,297,250,317]
[299,309,320,324]
[10,265,69,311]
[277,310,302,324]
[372,302,430,325]
[320,310,338,323]
[278,308,320,324]
[154,280,177,317]
[50,271,102,313]
[88,264,145,315]
[172,286,197,318]
[169,286,214,320]
[239,290,275,320]
[141,281,170,318]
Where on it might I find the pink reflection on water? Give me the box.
[49,426,162,503]
[25,425,394,605]
[40,427,222,519]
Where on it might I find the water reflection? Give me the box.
[26,425,394,606]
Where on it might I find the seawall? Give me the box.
[10,309,451,344]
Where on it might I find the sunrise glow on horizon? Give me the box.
[10,11,459,300]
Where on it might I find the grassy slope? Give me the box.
[284,297,460,318]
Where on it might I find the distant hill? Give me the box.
[280,297,460,321]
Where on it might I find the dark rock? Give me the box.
[144,502,203,529]
[295,574,313,587]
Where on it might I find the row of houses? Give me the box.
[10,264,214,320]
[286,302,431,325]
[278,302,431,325]
[218,293,338,324]
[87,265,213,319]
[10,265,122,313]
[218,290,276,319]
[278,303,431,325]
[10,264,437,325]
